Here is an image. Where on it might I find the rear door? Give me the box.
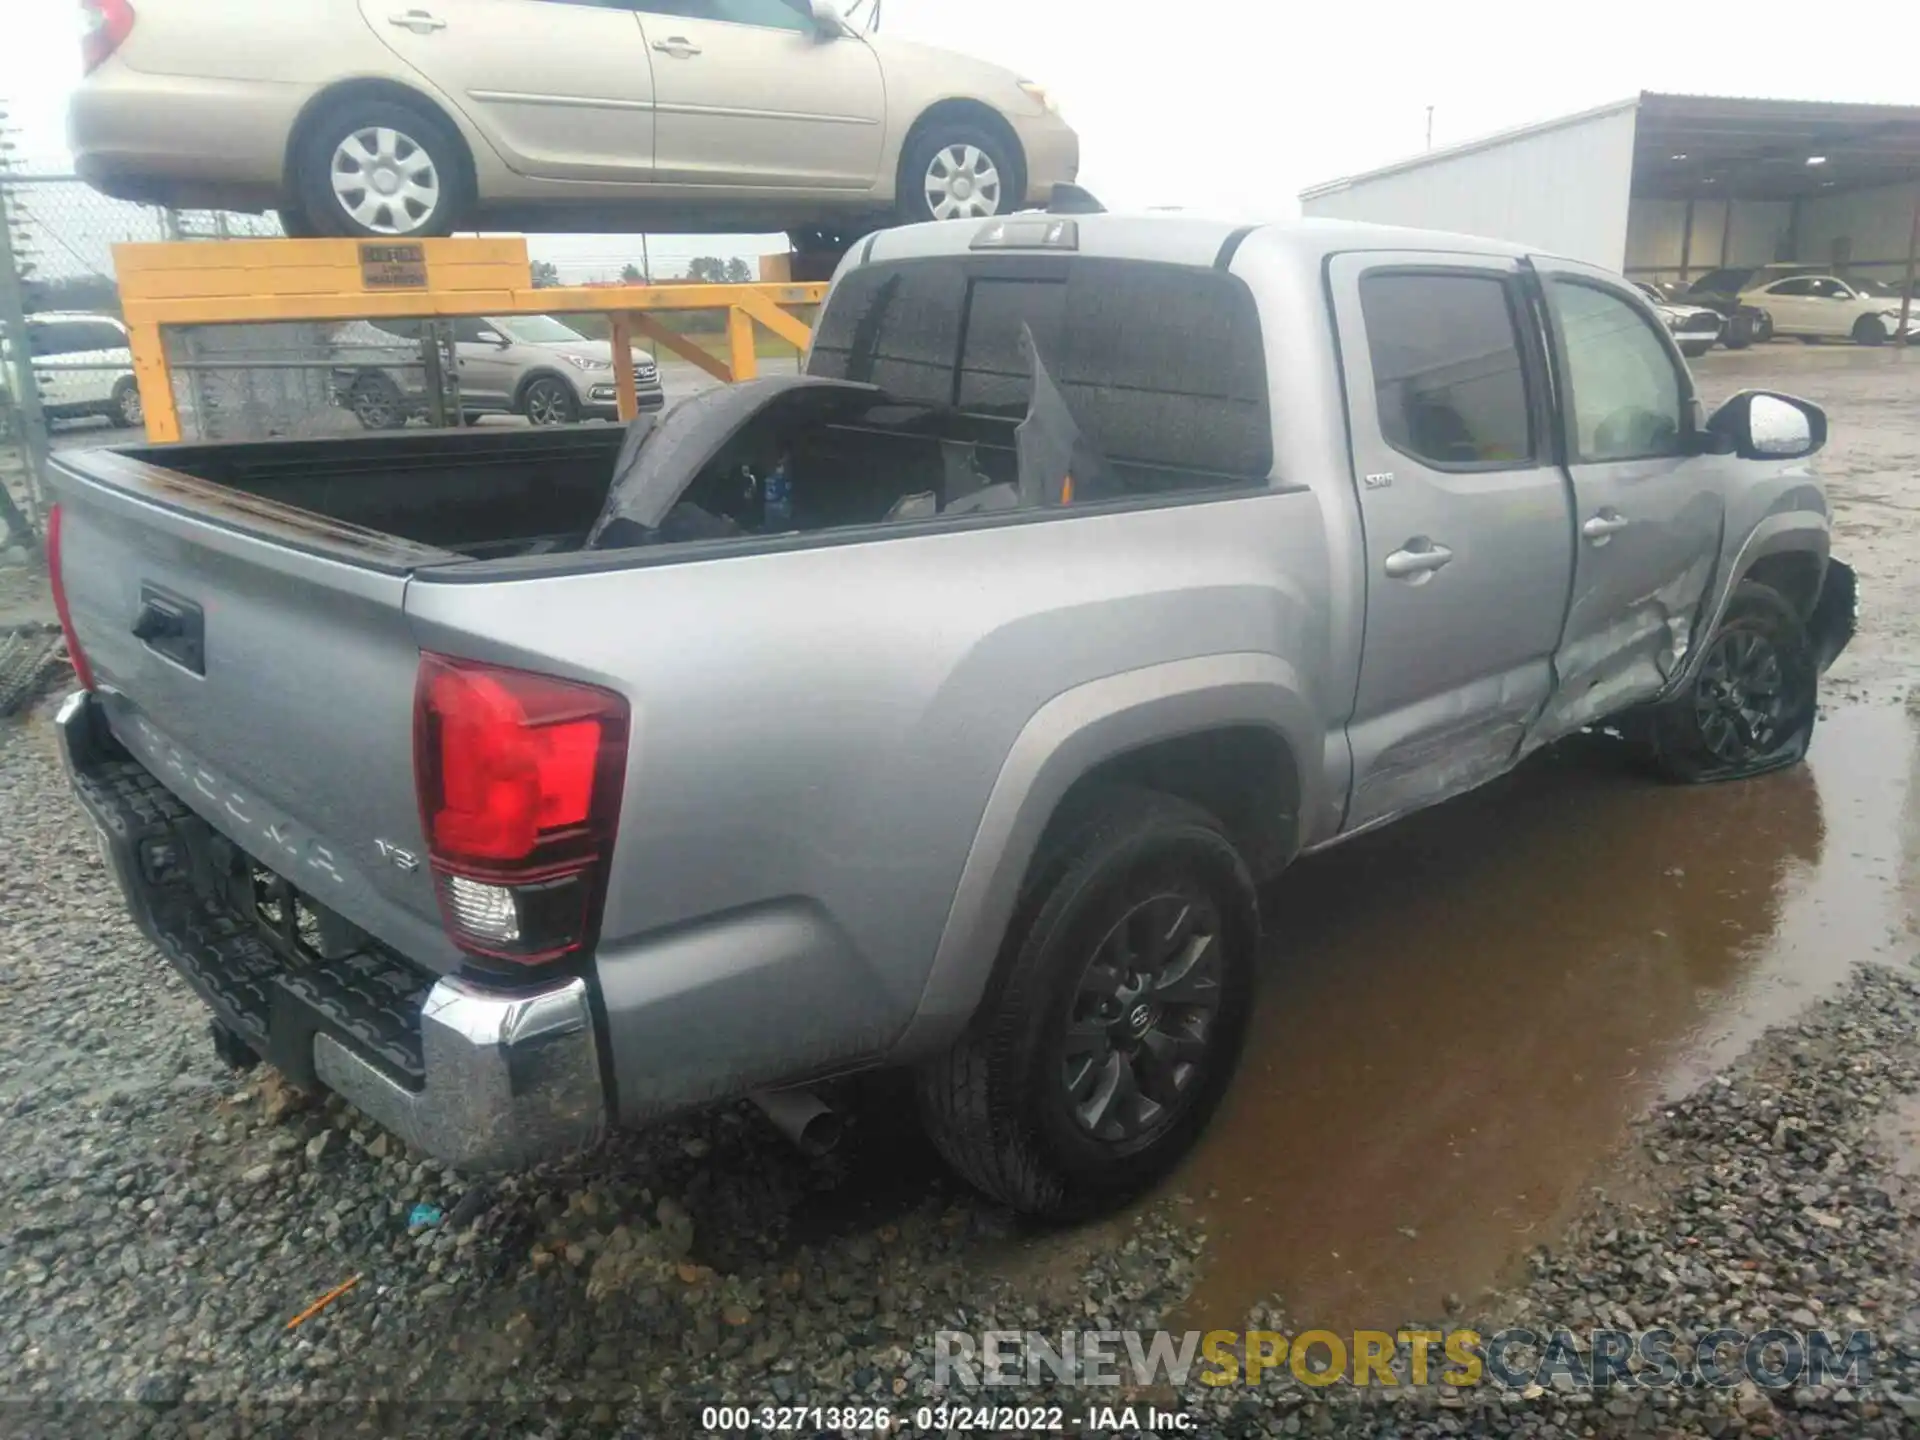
[1525,257,1729,744]
[1757,277,1817,334]
[1328,253,1575,831]
[632,0,885,188]
[359,0,658,181]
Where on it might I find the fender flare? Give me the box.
[1660,506,1830,699]
[888,652,1322,1059]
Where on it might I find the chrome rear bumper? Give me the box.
[57,689,607,1172]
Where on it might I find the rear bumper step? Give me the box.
[56,690,607,1172]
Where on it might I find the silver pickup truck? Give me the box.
[46,214,1854,1219]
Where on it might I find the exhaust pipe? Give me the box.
[749,1087,844,1158]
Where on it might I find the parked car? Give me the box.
[1683,264,1832,344]
[4,313,141,428]
[47,213,1854,1219]
[69,0,1080,242]
[329,315,665,428]
[1633,281,1725,356]
[1737,273,1920,346]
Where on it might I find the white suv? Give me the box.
[9,313,142,429]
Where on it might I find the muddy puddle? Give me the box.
[1171,700,1920,1333]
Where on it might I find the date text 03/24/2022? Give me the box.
[699,1404,1195,1433]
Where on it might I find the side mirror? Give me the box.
[808,0,846,35]
[476,329,509,348]
[1706,390,1827,461]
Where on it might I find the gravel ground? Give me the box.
[3,347,1919,1438]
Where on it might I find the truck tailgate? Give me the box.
[50,451,463,975]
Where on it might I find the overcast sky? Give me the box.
[3,0,1912,280]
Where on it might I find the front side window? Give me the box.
[1766,278,1814,297]
[1359,272,1534,469]
[1548,279,1686,463]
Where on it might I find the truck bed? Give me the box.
[96,426,627,560]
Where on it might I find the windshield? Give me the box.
[494,315,589,345]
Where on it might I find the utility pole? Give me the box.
[0,157,50,543]
[1900,181,1919,348]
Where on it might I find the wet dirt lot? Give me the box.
[1,342,1917,1433]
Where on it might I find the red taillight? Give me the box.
[45,504,96,691]
[414,653,627,963]
[80,0,136,73]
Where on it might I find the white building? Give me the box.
[1300,92,1920,287]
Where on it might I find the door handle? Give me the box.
[1383,541,1454,580]
[652,37,701,56]
[1582,511,1630,544]
[388,10,446,32]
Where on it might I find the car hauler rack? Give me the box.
[111,235,826,443]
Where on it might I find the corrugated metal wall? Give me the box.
[1625,199,1793,280]
[1299,103,1639,268]
[1796,181,1920,281]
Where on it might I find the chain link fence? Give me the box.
[0,171,472,546]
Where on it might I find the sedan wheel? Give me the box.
[1852,314,1889,347]
[295,100,464,238]
[332,126,441,237]
[899,125,1018,225]
[925,144,1003,222]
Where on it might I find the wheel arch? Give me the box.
[896,98,1028,207]
[283,78,479,209]
[512,366,580,414]
[1662,516,1831,700]
[890,655,1319,1061]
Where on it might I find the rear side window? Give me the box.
[810,257,1271,484]
[28,320,126,356]
[1358,272,1534,469]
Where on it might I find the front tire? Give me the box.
[292,99,466,238]
[898,123,1020,225]
[519,376,579,426]
[1648,581,1817,783]
[916,788,1258,1219]
[1852,314,1889,346]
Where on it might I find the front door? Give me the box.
[450,318,517,411]
[359,0,657,181]
[632,0,885,189]
[1525,257,1729,744]
[1328,253,1576,832]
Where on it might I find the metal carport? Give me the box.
[1300,92,1920,328]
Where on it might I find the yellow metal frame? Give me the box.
[112,236,827,443]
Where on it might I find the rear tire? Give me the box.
[109,377,143,430]
[348,372,408,430]
[1647,581,1817,784]
[292,98,467,238]
[1852,314,1889,346]
[916,787,1259,1218]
